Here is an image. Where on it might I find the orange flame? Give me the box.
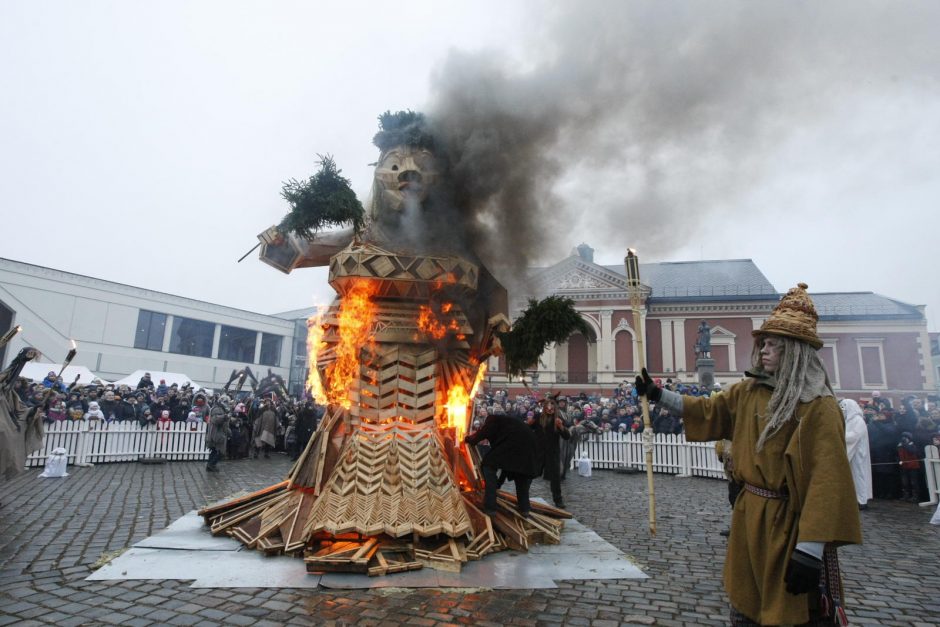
[469,362,488,399]
[417,301,462,341]
[306,279,378,409]
[444,363,488,442]
[305,308,328,404]
[445,384,471,443]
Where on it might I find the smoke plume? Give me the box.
[425,1,940,292]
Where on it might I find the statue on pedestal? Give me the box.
[695,320,712,359]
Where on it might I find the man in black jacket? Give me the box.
[465,407,541,516]
[529,396,571,508]
[293,401,319,460]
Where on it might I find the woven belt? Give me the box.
[743,483,787,499]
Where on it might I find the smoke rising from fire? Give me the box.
[424,1,940,292]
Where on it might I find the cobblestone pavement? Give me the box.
[1,456,938,626]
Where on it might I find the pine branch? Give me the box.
[498,296,591,379]
[278,155,365,239]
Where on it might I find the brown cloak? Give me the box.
[684,379,862,625]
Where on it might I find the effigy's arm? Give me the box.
[256,226,356,273]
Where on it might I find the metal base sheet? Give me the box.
[87,509,646,589]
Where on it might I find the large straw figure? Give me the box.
[203,112,586,575]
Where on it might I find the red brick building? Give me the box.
[492,244,935,406]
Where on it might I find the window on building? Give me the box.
[169,317,214,358]
[859,345,885,386]
[134,310,167,351]
[295,340,306,356]
[260,333,283,367]
[0,300,13,367]
[219,325,256,362]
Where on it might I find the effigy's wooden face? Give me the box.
[374,145,440,215]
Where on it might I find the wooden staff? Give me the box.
[625,249,656,535]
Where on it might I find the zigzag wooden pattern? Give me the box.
[301,420,472,538]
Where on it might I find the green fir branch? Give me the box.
[498,296,592,379]
[278,155,365,239]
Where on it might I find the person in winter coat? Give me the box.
[138,407,156,428]
[528,395,571,509]
[155,379,169,398]
[867,411,900,499]
[206,401,231,472]
[83,401,105,424]
[136,372,155,391]
[293,401,319,461]
[464,407,541,516]
[839,399,873,509]
[897,431,922,503]
[253,399,278,459]
[636,283,861,627]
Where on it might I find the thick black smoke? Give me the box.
[425,1,940,293]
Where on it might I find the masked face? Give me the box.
[373,145,440,216]
[759,336,784,374]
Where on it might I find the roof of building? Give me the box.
[810,292,924,321]
[271,306,320,320]
[602,259,778,300]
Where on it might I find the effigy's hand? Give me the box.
[634,368,662,402]
[259,226,285,245]
[784,549,822,594]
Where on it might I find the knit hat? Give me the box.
[753,282,823,349]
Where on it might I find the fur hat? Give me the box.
[753,282,823,349]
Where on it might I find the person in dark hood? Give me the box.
[136,372,155,391]
[293,401,319,461]
[528,395,571,509]
[464,407,541,516]
[868,410,900,499]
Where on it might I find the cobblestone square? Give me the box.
[1,458,938,626]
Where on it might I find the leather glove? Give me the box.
[634,368,662,402]
[784,548,822,594]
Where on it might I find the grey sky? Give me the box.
[2,1,938,330]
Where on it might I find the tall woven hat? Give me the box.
[753,282,823,349]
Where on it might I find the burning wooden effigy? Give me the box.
[201,112,575,576]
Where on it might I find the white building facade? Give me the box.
[0,258,299,390]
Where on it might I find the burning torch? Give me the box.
[0,325,21,349]
[625,249,657,535]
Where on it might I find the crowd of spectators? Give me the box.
[862,391,940,502]
[16,368,940,501]
[471,381,940,504]
[471,378,713,436]
[15,370,324,462]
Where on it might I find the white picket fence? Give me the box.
[26,420,208,467]
[923,445,940,506]
[572,432,726,479]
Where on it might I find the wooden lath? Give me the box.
[414,537,467,573]
[304,536,381,574]
[356,346,437,424]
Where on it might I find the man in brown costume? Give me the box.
[637,283,862,626]
[0,347,44,482]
